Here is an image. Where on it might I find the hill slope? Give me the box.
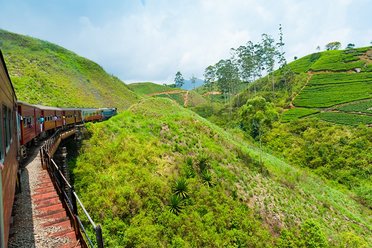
[233,46,372,125]
[73,98,370,247]
[0,29,138,109]
[128,81,208,107]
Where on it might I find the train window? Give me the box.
[8,108,12,144]
[2,105,9,152]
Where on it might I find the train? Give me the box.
[0,50,116,247]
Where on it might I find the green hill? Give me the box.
[73,98,371,247]
[232,46,372,126]
[128,82,176,95]
[0,29,138,110]
[200,47,372,218]
[128,82,208,107]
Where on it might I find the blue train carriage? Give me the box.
[0,50,19,247]
[100,107,117,120]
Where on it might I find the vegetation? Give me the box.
[337,99,372,114]
[0,29,138,109]
[316,112,372,126]
[128,82,175,96]
[174,71,185,88]
[74,98,371,247]
[263,119,372,207]
[281,108,319,122]
[294,75,371,107]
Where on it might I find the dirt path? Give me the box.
[183,91,189,107]
[290,72,313,107]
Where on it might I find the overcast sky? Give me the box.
[0,0,371,84]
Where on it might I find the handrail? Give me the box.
[40,128,104,248]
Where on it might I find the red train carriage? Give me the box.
[34,105,61,132]
[75,109,82,123]
[17,101,42,146]
[0,51,19,247]
[62,109,77,126]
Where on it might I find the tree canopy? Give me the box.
[325,41,341,50]
[174,71,184,88]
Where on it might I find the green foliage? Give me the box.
[240,96,279,139]
[169,195,184,215]
[281,108,319,122]
[173,178,189,199]
[337,99,372,114]
[325,41,341,51]
[154,93,185,106]
[299,219,328,248]
[73,98,371,246]
[294,73,372,108]
[316,112,372,125]
[174,71,185,88]
[128,82,175,95]
[310,48,368,72]
[263,119,372,207]
[287,53,321,73]
[0,29,138,110]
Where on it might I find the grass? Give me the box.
[337,99,372,114]
[316,112,372,125]
[128,82,176,96]
[73,98,371,247]
[281,108,319,122]
[0,29,138,110]
[154,93,185,106]
[288,47,371,73]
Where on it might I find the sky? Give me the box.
[0,0,371,84]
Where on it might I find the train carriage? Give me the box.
[74,109,82,123]
[62,109,78,126]
[81,108,102,122]
[0,51,19,247]
[101,108,117,120]
[17,101,41,146]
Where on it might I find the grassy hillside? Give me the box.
[128,82,175,96]
[0,29,138,109]
[128,82,208,107]
[233,46,372,126]
[73,98,371,247]
[198,47,372,216]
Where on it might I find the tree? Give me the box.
[190,75,197,90]
[346,43,355,49]
[240,96,278,139]
[276,24,287,69]
[316,46,321,51]
[174,71,184,88]
[214,59,240,102]
[325,41,341,50]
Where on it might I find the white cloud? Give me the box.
[1,0,371,84]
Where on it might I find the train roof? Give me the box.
[0,49,17,101]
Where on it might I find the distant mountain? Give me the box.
[0,29,138,110]
[181,78,204,90]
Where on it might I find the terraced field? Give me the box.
[293,72,372,108]
[315,112,372,126]
[281,108,319,122]
[336,99,372,114]
[286,46,372,125]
